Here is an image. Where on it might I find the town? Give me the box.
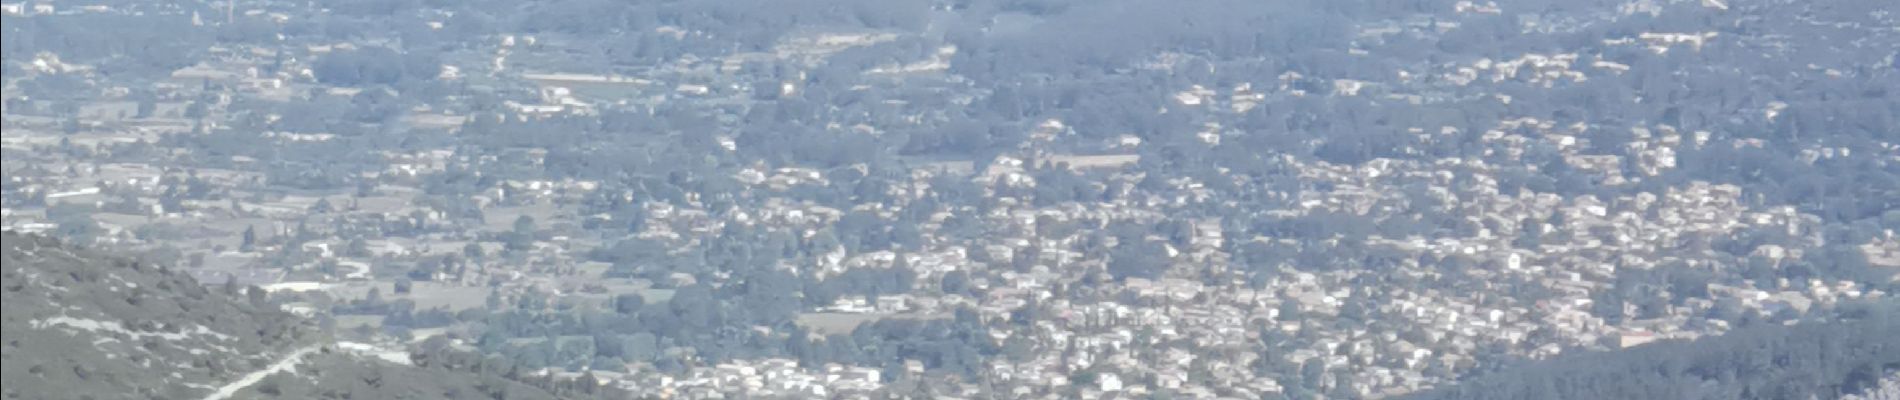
[4,0,1898,398]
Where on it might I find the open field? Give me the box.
[795,312,946,335]
[482,203,564,232]
[329,281,494,311]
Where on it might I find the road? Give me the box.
[201,345,321,400]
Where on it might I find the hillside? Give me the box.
[1404,302,1900,400]
[226,351,575,400]
[0,232,568,400]
[2,232,319,399]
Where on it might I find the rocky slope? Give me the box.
[2,232,316,399]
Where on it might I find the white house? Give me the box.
[1099,373,1124,392]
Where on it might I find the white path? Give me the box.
[201,345,321,400]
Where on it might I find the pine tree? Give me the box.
[240,225,257,252]
[223,273,241,295]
